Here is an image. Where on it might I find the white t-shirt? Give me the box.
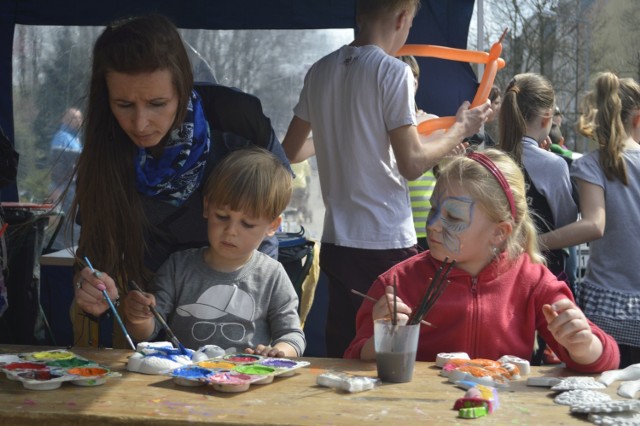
[294,44,417,249]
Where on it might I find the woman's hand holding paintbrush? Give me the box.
[74,261,120,318]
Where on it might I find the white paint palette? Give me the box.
[166,354,309,393]
[0,349,120,390]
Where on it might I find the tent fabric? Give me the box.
[0,0,477,201]
[408,0,478,117]
[4,0,357,29]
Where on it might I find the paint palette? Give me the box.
[0,350,120,390]
[166,354,310,393]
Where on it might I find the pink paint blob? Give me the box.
[208,372,252,385]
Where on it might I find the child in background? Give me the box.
[499,73,577,279]
[344,149,619,373]
[465,85,502,148]
[549,124,575,164]
[548,123,579,296]
[398,55,439,250]
[124,148,306,357]
[540,72,640,368]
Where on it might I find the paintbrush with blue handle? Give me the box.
[129,280,188,355]
[83,256,136,350]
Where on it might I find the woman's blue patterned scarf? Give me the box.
[134,90,210,206]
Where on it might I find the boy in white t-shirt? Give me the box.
[282,0,491,357]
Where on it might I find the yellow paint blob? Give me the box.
[31,351,75,361]
[197,361,236,370]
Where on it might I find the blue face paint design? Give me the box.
[427,190,475,254]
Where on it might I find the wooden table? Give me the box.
[0,345,617,425]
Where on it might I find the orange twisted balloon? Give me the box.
[396,29,508,135]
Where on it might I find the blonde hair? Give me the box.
[499,73,555,165]
[437,149,544,263]
[578,72,640,185]
[203,147,292,221]
[397,55,419,79]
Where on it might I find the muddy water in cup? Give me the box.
[374,319,420,383]
[376,350,417,383]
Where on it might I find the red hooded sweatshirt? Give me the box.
[344,251,619,373]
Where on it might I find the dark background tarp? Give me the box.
[0,0,476,201]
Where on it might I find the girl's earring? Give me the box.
[491,246,499,258]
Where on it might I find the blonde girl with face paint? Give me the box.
[345,149,619,373]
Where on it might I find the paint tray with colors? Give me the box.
[0,349,120,390]
[167,354,310,392]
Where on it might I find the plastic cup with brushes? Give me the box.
[374,258,456,383]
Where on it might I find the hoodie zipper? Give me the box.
[470,277,479,356]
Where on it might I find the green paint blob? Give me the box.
[234,365,275,376]
[48,358,93,368]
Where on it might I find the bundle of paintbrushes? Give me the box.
[408,258,456,326]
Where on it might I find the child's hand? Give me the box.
[74,267,118,317]
[371,286,412,324]
[543,298,602,365]
[539,136,552,151]
[245,345,285,358]
[123,290,156,325]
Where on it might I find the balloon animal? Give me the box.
[396,29,508,135]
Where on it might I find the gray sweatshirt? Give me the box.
[150,247,306,355]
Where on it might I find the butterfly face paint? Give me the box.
[426,190,475,254]
[427,181,506,276]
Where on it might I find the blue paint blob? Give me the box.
[147,346,194,363]
[172,366,214,379]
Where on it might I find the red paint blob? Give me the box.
[3,362,47,370]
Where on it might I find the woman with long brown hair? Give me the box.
[71,14,288,348]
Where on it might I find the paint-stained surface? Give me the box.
[0,345,617,425]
